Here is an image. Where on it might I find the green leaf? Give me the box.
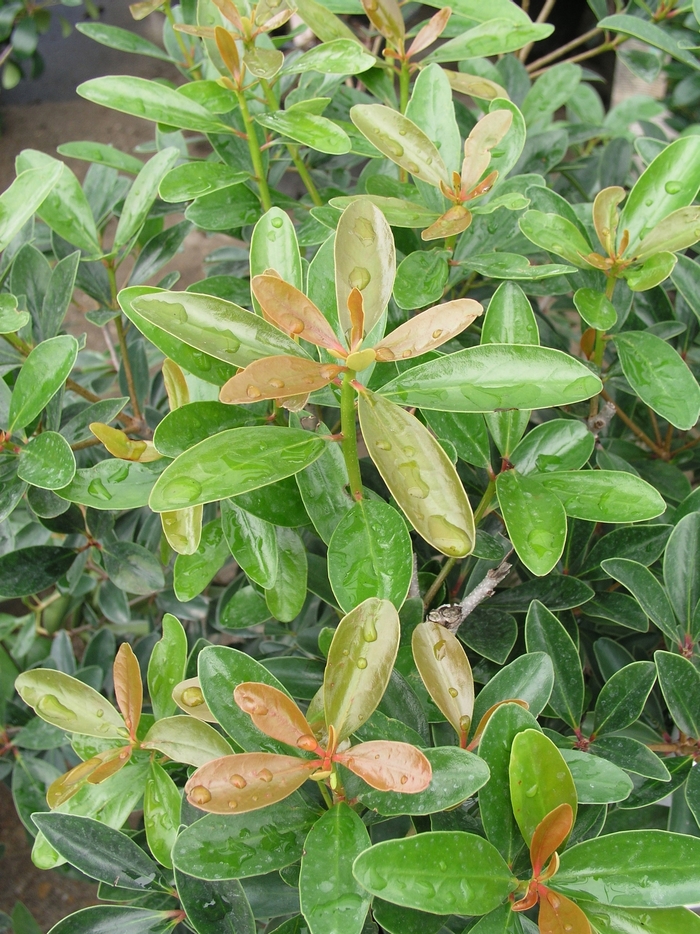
[379,344,601,412]
[663,513,700,635]
[510,420,594,476]
[654,651,700,738]
[601,559,678,642]
[372,900,447,934]
[509,729,577,845]
[295,420,353,544]
[45,907,172,934]
[186,185,261,231]
[103,541,164,595]
[265,527,307,623]
[174,518,229,602]
[590,735,670,782]
[624,251,676,292]
[349,105,450,190]
[423,18,553,62]
[15,668,125,737]
[670,252,700,324]
[17,431,76,490]
[32,814,160,890]
[330,195,440,229]
[519,210,592,267]
[344,746,490,816]
[479,703,542,864]
[633,205,700,262]
[560,749,633,804]
[324,598,400,741]
[147,613,187,720]
[77,76,227,133]
[114,148,179,250]
[141,716,233,767]
[394,251,449,311]
[0,164,62,251]
[176,871,255,934]
[522,62,581,127]
[496,471,567,576]
[359,391,474,558]
[619,756,692,811]
[0,294,30,334]
[15,150,100,255]
[295,0,360,41]
[159,163,247,203]
[554,830,700,907]
[172,797,317,880]
[56,460,163,511]
[573,288,617,331]
[328,500,412,613]
[129,290,310,368]
[256,111,351,155]
[352,832,517,915]
[481,281,539,345]
[464,253,575,280]
[592,661,656,738]
[8,334,78,432]
[536,470,665,522]
[144,762,181,869]
[56,141,144,175]
[284,39,375,75]
[472,653,554,727]
[525,601,584,729]
[299,803,371,934]
[581,904,700,934]
[334,198,395,338]
[221,499,278,589]
[0,546,74,598]
[153,402,262,459]
[613,331,700,431]
[423,410,490,469]
[76,21,171,60]
[149,427,325,512]
[250,207,302,315]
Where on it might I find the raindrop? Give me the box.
[375,440,392,451]
[353,218,376,246]
[400,774,408,785]
[433,639,446,660]
[362,618,378,642]
[448,687,458,698]
[37,694,77,722]
[459,715,471,734]
[271,216,284,228]
[182,687,205,707]
[297,734,317,751]
[356,657,368,669]
[258,768,273,782]
[269,379,285,390]
[95,709,104,718]
[525,783,538,798]
[664,181,681,194]
[228,799,238,809]
[281,314,304,334]
[427,515,471,558]
[88,478,112,501]
[246,385,262,399]
[432,329,443,339]
[397,460,429,498]
[348,266,371,290]
[161,477,202,503]
[189,785,211,805]
[645,198,653,206]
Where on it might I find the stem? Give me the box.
[2,331,31,356]
[473,477,496,526]
[288,144,323,207]
[526,26,601,72]
[519,0,557,62]
[66,378,100,404]
[528,37,624,78]
[318,781,334,809]
[399,58,410,114]
[236,89,273,212]
[163,0,202,78]
[423,557,456,610]
[107,262,143,423]
[340,372,363,501]
[600,389,667,459]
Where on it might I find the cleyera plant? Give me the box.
[4,0,700,933]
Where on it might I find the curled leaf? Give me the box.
[358,389,475,557]
[361,0,404,47]
[324,598,400,742]
[251,274,347,354]
[530,803,574,877]
[173,677,218,722]
[47,746,132,807]
[90,423,162,463]
[113,643,143,739]
[161,505,204,556]
[461,110,512,194]
[185,752,316,813]
[421,206,472,242]
[592,186,624,257]
[338,740,432,793]
[412,621,474,744]
[234,682,318,751]
[219,355,344,404]
[407,8,451,57]
[374,299,482,361]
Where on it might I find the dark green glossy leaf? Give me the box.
[159,163,248,203]
[174,519,229,602]
[103,541,165,596]
[294,420,353,544]
[379,345,601,412]
[585,591,649,633]
[490,574,593,612]
[352,831,517,914]
[619,757,692,811]
[328,500,412,613]
[299,803,370,934]
[17,432,75,490]
[496,471,566,577]
[601,559,679,642]
[0,546,75,598]
[592,661,657,738]
[265,527,307,623]
[394,251,450,311]
[423,410,490,469]
[573,288,617,331]
[654,651,700,738]
[561,749,633,804]
[220,499,278,590]
[525,601,584,729]
[583,525,672,579]
[581,904,700,934]
[57,460,164,510]
[149,427,325,512]
[663,513,700,635]
[176,870,255,934]
[459,608,517,665]
[591,735,670,782]
[147,613,187,721]
[153,402,263,459]
[144,762,181,870]
[371,900,446,934]
[510,420,594,476]
[172,797,317,880]
[554,830,700,907]
[464,253,575,280]
[537,471,665,522]
[472,652,554,727]
[46,907,172,934]
[185,185,261,231]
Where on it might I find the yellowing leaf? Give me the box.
[324,598,400,742]
[161,505,204,556]
[338,741,432,792]
[47,747,131,807]
[90,423,162,463]
[412,621,474,744]
[234,682,318,750]
[173,676,218,722]
[421,205,472,242]
[374,299,482,361]
[15,669,126,738]
[219,355,344,404]
[592,186,624,257]
[185,752,316,813]
[461,110,512,194]
[113,643,142,739]
[251,274,347,354]
[358,389,475,557]
[443,69,509,101]
[162,358,190,410]
[361,0,404,47]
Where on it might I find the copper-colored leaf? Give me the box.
[412,621,474,744]
[173,23,216,38]
[374,299,482,361]
[538,888,591,934]
[113,643,142,739]
[219,355,343,404]
[258,6,294,32]
[468,699,529,749]
[339,740,432,793]
[185,752,316,813]
[324,598,400,742]
[87,746,132,784]
[407,7,451,57]
[172,676,218,722]
[461,111,512,194]
[90,423,161,463]
[251,274,347,355]
[361,0,404,47]
[212,0,243,30]
[530,804,574,877]
[347,287,365,352]
[592,186,625,257]
[234,682,318,751]
[162,358,190,411]
[421,206,472,242]
[215,25,240,81]
[47,747,130,807]
[512,882,539,912]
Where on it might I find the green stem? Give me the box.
[107,262,143,423]
[318,780,333,809]
[288,144,323,207]
[340,372,363,501]
[399,59,410,114]
[3,331,31,356]
[423,556,456,610]
[236,89,273,212]
[473,477,496,527]
[163,0,202,78]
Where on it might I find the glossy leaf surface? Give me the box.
[654,651,700,738]
[234,682,313,748]
[525,601,584,729]
[15,669,125,737]
[220,356,343,405]
[8,335,78,432]
[374,299,482,361]
[220,499,278,589]
[17,432,76,490]
[340,741,431,793]
[142,716,232,767]
[144,762,180,869]
[509,729,577,844]
[537,471,665,522]
[592,661,656,738]
[412,622,474,742]
[496,471,566,577]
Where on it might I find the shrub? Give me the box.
[2,2,700,933]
